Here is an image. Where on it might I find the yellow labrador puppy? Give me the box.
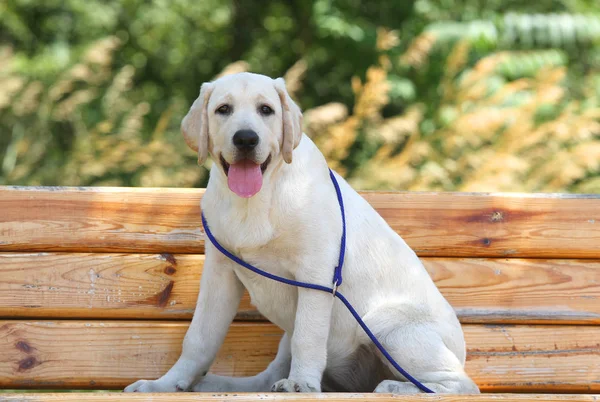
[125,72,479,394]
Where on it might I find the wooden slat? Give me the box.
[426,257,600,325]
[1,187,599,258]
[1,253,599,324]
[0,253,253,320]
[0,393,598,402]
[0,187,203,255]
[0,321,598,393]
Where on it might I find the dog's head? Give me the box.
[181,73,302,198]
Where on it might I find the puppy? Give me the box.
[125,72,479,394]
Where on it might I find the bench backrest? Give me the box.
[0,187,599,392]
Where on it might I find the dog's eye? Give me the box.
[216,104,232,115]
[259,105,274,116]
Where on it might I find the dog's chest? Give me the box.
[232,252,299,332]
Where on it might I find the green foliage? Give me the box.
[0,0,599,193]
[494,49,568,79]
[424,13,600,51]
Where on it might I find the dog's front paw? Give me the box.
[271,378,320,393]
[124,378,191,393]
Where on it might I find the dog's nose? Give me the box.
[233,130,259,152]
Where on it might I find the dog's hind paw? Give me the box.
[124,378,191,393]
[374,380,421,394]
[271,378,319,393]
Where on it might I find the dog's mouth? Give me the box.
[220,154,271,198]
[220,154,271,176]
[260,154,272,174]
[219,154,230,175]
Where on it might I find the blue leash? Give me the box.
[201,169,434,394]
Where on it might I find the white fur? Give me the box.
[124,73,480,394]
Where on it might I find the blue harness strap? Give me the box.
[329,169,346,292]
[201,169,434,394]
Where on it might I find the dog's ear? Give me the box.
[274,77,303,164]
[181,82,215,165]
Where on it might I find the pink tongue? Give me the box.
[228,160,263,198]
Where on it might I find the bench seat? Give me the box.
[0,186,598,401]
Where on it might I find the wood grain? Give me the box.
[0,393,598,401]
[1,187,599,258]
[426,257,600,324]
[1,253,599,324]
[0,253,253,320]
[0,321,598,392]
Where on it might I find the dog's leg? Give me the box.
[365,306,479,394]
[271,288,334,392]
[124,251,244,393]
[192,332,291,392]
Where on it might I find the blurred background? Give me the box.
[1,0,599,193]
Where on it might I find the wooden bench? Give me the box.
[0,186,599,402]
